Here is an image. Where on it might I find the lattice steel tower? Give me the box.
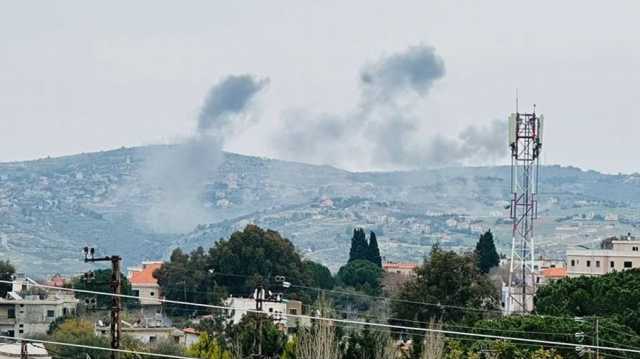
[505,107,544,314]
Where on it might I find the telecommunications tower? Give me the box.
[505,106,544,314]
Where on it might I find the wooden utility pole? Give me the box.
[83,247,122,359]
[20,340,27,359]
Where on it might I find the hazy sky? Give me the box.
[1,1,638,173]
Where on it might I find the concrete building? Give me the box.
[382,262,418,276]
[0,343,51,359]
[225,297,303,331]
[96,324,184,345]
[0,292,78,338]
[567,239,640,277]
[128,261,163,307]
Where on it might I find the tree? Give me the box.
[367,231,382,268]
[302,260,335,289]
[72,269,132,308]
[391,245,498,324]
[47,319,110,359]
[469,315,640,358]
[474,230,500,274]
[226,313,286,357]
[207,225,309,296]
[337,260,383,295]
[0,260,15,297]
[348,228,369,263]
[535,268,640,334]
[186,332,231,359]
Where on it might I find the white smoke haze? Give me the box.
[272,44,507,170]
[139,74,268,233]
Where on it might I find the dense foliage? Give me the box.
[536,268,640,334]
[347,228,382,267]
[469,315,640,358]
[474,230,500,274]
[0,260,15,297]
[392,245,499,324]
[337,260,383,295]
[302,260,335,290]
[154,225,333,312]
[72,269,132,308]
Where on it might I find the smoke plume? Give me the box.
[140,75,267,233]
[272,45,506,170]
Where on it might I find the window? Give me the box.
[149,336,157,343]
[586,260,591,267]
[633,246,639,252]
[8,309,15,319]
[47,310,55,318]
[149,291,155,297]
[132,290,140,297]
[536,277,540,284]
[289,309,297,315]
[596,261,600,268]
[7,330,14,338]
[269,308,273,313]
[19,330,23,334]
[624,261,633,268]
[571,260,575,266]
[611,261,615,268]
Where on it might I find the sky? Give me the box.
[1,1,638,174]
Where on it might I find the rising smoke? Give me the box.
[272,45,506,170]
[140,75,268,233]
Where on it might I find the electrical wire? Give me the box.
[0,335,195,359]
[2,280,640,355]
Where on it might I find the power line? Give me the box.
[0,335,194,359]
[3,280,640,355]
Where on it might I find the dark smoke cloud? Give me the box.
[198,75,269,133]
[360,45,445,101]
[272,45,506,169]
[139,74,267,233]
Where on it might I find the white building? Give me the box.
[0,292,78,338]
[128,261,163,308]
[0,343,51,359]
[567,239,640,277]
[225,297,303,331]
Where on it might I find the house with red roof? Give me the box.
[127,261,163,307]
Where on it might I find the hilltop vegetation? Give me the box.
[1,145,639,273]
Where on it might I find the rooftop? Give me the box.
[383,263,418,270]
[130,262,163,286]
[543,267,567,278]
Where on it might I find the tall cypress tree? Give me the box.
[348,228,369,263]
[367,231,382,268]
[475,230,500,274]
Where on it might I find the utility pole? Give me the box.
[83,247,122,359]
[251,277,288,358]
[253,283,265,358]
[595,317,600,359]
[20,340,27,359]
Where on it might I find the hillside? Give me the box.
[1,145,639,274]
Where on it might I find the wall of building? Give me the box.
[133,285,162,306]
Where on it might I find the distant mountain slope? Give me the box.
[0,145,638,274]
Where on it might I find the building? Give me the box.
[128,261,163,307]
[535,267,568,286]
[225,297,303,331]
[0,343,51,359]
[382,263,418,276]
[95,324,187,346]
[0,291,78,338]
[567,239,640,277]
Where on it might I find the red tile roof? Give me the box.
[130,262,163,285]
[383,263,418,270]
[543,267,567,278]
